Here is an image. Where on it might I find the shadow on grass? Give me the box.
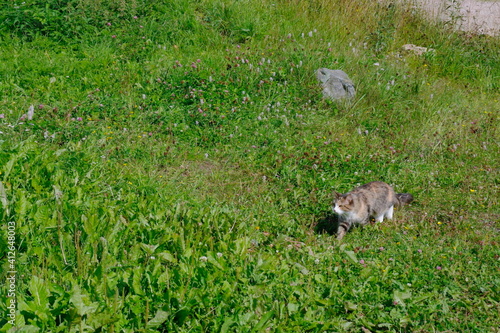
[314,211,340,236]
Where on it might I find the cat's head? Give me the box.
[333,192,355,215]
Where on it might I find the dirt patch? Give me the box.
[415,0,500,35]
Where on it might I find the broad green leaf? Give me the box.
[147,310,170,328]
[378,323,392,329]
[132,268,145,295]
[140,243,159,255]
[238,312,254,325]
[251,310,275,333]
[4,154,18,180]
[157,269,170,285]
[393,290,412,306]
[0,182,8,213]
[234,237,250,257]
[341,321,353,330]
[29,276,49,309]
[88,311,119,329]
[343,250,358,263]
[294,262,309,275]
[287,303,299,314]
[18,278,51,321]
[3,140,35,179]
[360,267,373,278]
[314,274,325,283]
[345,301,358,311]
[11,325,40,333]
[70,284,97,316]
[16,190,30,218]
[158,251,177,263]
[413,293,434,303]
[207,252,223,269]
[440,299,450,314]
[220,317,236,333]
[33,205,50,225]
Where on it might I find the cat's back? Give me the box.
[351,181,396,205]
[351,181,393,193]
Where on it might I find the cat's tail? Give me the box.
[395,193,414,206]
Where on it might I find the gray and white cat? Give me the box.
[333,181,413,240]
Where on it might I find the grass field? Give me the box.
[0,0,499,331]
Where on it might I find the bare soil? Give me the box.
[416,0,500,35]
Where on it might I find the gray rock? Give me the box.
[316,68,356,101]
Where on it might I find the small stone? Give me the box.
[316,68,356,101]
[401,44,434,56]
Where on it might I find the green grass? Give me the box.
[0,0,499,331]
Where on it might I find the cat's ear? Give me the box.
[346,195,354,204]
[334,191,342,199]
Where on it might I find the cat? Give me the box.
[333,181,413,240]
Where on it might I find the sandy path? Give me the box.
[415,0,500,35]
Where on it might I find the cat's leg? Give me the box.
[359,213,370,226]
[336,226,346,240]
[375,215,384,223]
[337,219,351,240]
[385,205,394,219]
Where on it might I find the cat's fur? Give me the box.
[333,181,413,240]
